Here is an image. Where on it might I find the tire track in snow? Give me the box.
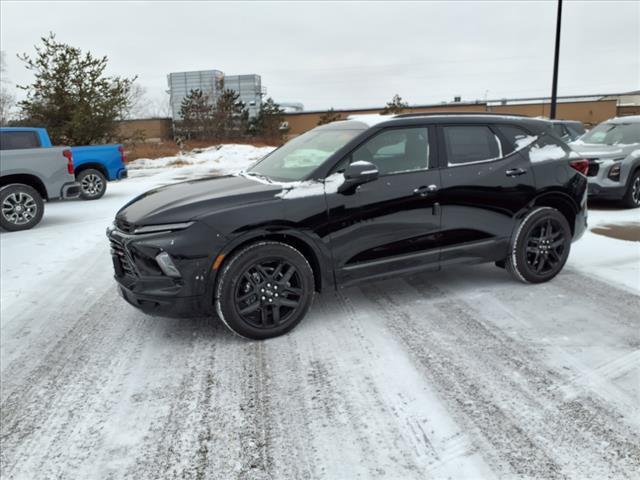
[359,272,640,479]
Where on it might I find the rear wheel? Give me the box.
[0,183,44,231]
[506,207,571,284]
[621,170,640,208]
[215,241,315,339]
[78,169,107,200]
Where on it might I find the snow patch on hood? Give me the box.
[276,173,345,199]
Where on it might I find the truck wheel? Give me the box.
[215,241,315,340]
[78,169,107,200]
[621,170,640,208]
[506,207,571,284]
[0,184,45,231]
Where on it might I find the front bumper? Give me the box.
[61,182,81,199]
[586,158,631,200]
[106,222,222,318]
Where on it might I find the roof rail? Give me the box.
[393,112,530,118]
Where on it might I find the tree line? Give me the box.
[2,33,286,145]
[175,85,284,143]
[1,33,411,145]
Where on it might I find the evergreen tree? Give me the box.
[250,97,284,141]
[17,33,136,144]
[317,108,342,125]
[381,94,409,115]
[214,88,248,140]
[178,89,214,139]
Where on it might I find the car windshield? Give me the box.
[580,122,640,145]
[247,127,363,181]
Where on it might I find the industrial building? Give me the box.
[167,70,263,120]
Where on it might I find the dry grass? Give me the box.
[124,138,281,162]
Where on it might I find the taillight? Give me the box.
[118,145,126,163]
[63,149,74,174]
[569,159,589,176]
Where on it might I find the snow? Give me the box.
[346,114,394,126]
[275,173,345,199]
[127,144,275,174]
[1,144,639,479]
[528,143,567,162]
[568,208,640,293]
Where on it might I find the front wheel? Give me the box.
[506,207,572,284]
[621,170,640,208]
[0,183,45,231]
[78,169,107,200]
[215,241,315,340]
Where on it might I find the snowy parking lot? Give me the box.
[1,145,639,479]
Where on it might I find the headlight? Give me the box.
[133,222,194,234]
[608,164,621,181]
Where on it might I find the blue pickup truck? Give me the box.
[0,127,127,200]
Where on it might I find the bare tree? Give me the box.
[0,51,16,125]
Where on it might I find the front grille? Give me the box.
[587,160,599,177]
[109,236,137,277]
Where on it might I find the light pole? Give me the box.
[550,0,563,119]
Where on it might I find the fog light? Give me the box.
[156,251,181,278]
[608,164,621,181]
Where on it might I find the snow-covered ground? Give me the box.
[1,145,639,479]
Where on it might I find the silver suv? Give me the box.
[570,115,640,208]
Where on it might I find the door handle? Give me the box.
[505,168,527,177]
[414,184,438,197]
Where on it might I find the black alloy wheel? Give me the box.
[507,207,571,284]
[216,241,315,339]
[234,258,303,328]
[524,218,567,275]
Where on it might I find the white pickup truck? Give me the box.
[0,131,80,231]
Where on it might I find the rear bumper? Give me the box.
[61,182,81,199]
[117,168,128,180]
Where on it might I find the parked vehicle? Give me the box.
[548,119,586,142]
[0,132,80,231]
[0,127,127,200]
[569,116,640,208]
[107,113,588,339]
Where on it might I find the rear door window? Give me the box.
[0,131,41,150]
[442,125,501,165]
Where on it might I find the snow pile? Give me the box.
[128,144,275,175]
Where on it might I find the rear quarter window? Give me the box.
[443,125,501,165]
[495,125,536,155]
[527,134,570,163]
[0,131,41,150]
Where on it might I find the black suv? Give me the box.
[108,114,588,339]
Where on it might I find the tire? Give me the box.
[621,170,640,209]
[78,169,107,200]
[215,241,315,340]
[506,207,572,284]
[0,183,45,231]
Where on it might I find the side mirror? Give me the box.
[338,161,379,194]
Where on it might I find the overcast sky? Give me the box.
[1,0,638,114]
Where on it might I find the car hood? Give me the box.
[568,141,639,159]
[116,174,284,228]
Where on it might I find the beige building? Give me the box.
[116,91,640,142]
